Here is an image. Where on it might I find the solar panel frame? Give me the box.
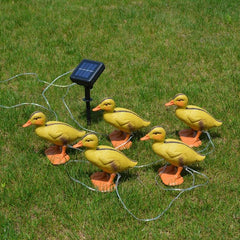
[70,59,105,88]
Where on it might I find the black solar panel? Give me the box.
[70,59,105,88]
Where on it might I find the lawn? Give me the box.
[1,0,239,239]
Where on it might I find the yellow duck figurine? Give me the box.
[165,93,222,147]
[141,126,205,186]
[73,133,137,192]
[92,98,150,150]
[22,111,86,165]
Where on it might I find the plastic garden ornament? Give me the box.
[165,93,222,147]
[73,133,137,192]
[141,126,205,186]
[92,98,150,150]
[22,111,86,165]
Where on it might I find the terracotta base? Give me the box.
[179,129,202,147]
[109,130,132,150]
[45,145,70,165]
[158,165,184,186]
[90,172,116,192]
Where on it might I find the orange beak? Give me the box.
[165,100,174,106]
[92,105,101,111]
[140,134,150,141]
[73,141,83,148]
[22,120,32,127]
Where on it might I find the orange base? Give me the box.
[90,172,116,192]
[45,145,70,165]
[179,129,202,147]
[158,166,184,186]
[109,130,132,150]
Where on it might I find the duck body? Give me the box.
[175,104,222,131]
[93,98,150,133]
[152,138,205,167]
[103,106,150,133]
[35,120,86,146]
[85,145,137,173]
[74,134,137,173]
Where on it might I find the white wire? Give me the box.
[42,70,74,120]
[0,71,75,120]
[115,165,209,222]
[0,72,75,88]
[114,133,134,150]
[197,131,215,155]
[65,160,101,192]
[0,102,50,111]
[61,84,105,134]
[134,159,163,168]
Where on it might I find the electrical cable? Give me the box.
[115,165,209,221]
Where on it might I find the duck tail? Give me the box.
[215,120,223,127]
[130,160,138,168]
[197,154,206,162]
[78,130,86,138]
[143,120,151,127]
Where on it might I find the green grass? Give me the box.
[1,0,240,239]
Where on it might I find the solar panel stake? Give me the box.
[83,87,92,125]
[70,59,105,125]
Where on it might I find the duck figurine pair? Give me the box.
[22,111,86,165]
[93,95,222,149]
[93,98,150,150]
[165,93,222,147]
[72,126,206,188]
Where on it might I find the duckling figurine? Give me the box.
[165,93,222,147]
[73,133,137,192]
[92,98,150,150]
[22,111,86,165]
[141,126,205,186]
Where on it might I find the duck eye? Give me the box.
[34,117,41,120]
[154,132,161,135]
[178,99,184,101]
[86,139,92,142]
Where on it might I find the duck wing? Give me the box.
[162,139,204,165]
[183,105,210,123]
[112,107,139,126]
[93,146,136,172]
[45,122,81,143]
[163,139,189,159]
[183,105,222,130]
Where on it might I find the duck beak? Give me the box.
[22,120,32,127]
[73,141,83,148]
[140,134,150,141]
[92,105,101,111]
[165,100,174,106]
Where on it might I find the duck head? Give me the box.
[165,93,188,108]
[73,133,99,149]
[140,126,166,142]
[92,98,116,112]
[22,111,46,127]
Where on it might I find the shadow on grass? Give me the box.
[77,109,103,125]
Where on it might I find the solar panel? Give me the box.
[70,59,105,88]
